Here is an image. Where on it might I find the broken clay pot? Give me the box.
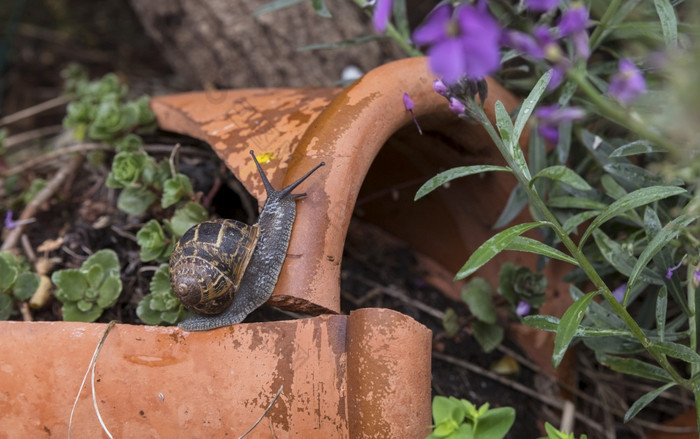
[0,308,431,438]
[150,56,573,373]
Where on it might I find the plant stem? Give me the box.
[589,0,624,50]
[476,106,689,389]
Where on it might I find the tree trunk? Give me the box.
[129,0,405,89]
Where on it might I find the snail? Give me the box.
[169,150,325,331]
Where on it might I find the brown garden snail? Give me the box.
[169,150,325,331]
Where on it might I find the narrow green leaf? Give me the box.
[624,382,675,423]
[455,222,550,280]
[523,314,559,332]
[610,140,663,157]
[494,101,514,150]
[654,341,700,364]
[580,186,686,248]
[601,355,672,383]
[252,0,304,17]
[653,0,678,46]
[628,215,695,290]
[592,229,664,289]
[530,165,592,191]
[415,165,511,200]
[656,286,667,343]
[553,291,598,368]
[562,210,600,234]
[392,0,409,39]
[493,184,528,229]
[504,236,579,266]
[603,162,667,189]
[548,197,608,210]
[310,0,331,18]
[513,69,552,144]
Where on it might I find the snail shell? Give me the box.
[169,219,259,314]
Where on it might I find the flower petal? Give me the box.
[413,4,452,46]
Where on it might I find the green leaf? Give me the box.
[603,162,668,189]
[504,236,579,266]
[311,0,331,17]
[609,140,663,157]
[171,202,209,237]
[0,293,13,320]
[562,210,600,234]
[137,220,169,262]
[494,101,514,150]
[654,341,700,364]
[592,229,663,290]
[601,174,628,200]
[653,0,678,46]
[162,173,194,208]
[0,257,18,293]
[61,301,103,322]
[455,222,550,280]
[13,272,39,301]
[83,249,120,278]
[52,269,88,302]
[627,215,695,291]
[415,166,511,200]
[580,186,686,248]
[553,290,598,368]
[514,69,552,145]
[547,197,608,210]
[252,0,304,17]
[624,382,675,423]
[530,165,592,191]
[117,186,158,216]
[150,264,174,295]
[85,264,104,289]
[472,321,504,353]
[600,355,672,383]
[96,276,122,309]
[297,35,382,52]
[473,407,515,439]
[442,307,460,338]
[656,286,667,343]
[493,184,527,229]
[461,278,496,324]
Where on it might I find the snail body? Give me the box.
[170,151,325,331]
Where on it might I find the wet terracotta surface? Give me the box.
[152,57,571,317]
[151,57,573,376]
[0,310,431,438]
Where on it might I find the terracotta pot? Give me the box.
[0,309,431,437]
[151,56,572,373]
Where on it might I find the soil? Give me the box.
[1,1,695,438]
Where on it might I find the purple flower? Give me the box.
[448,97,466,115]
[4,211,34,230]
[433,78,448,96]
[612,284,626,303]
[516,300,531,317]
[608,59,647,105]
[372,0,393,33]
[403,92,423,135]
[413,2,502,83]
[525,0,559,13]
[534,104,585,143]
[4,211,16,229]
[501,31,545,59]
[558,4,590,59]
[694,270,700,285]
[665,259,684,279]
